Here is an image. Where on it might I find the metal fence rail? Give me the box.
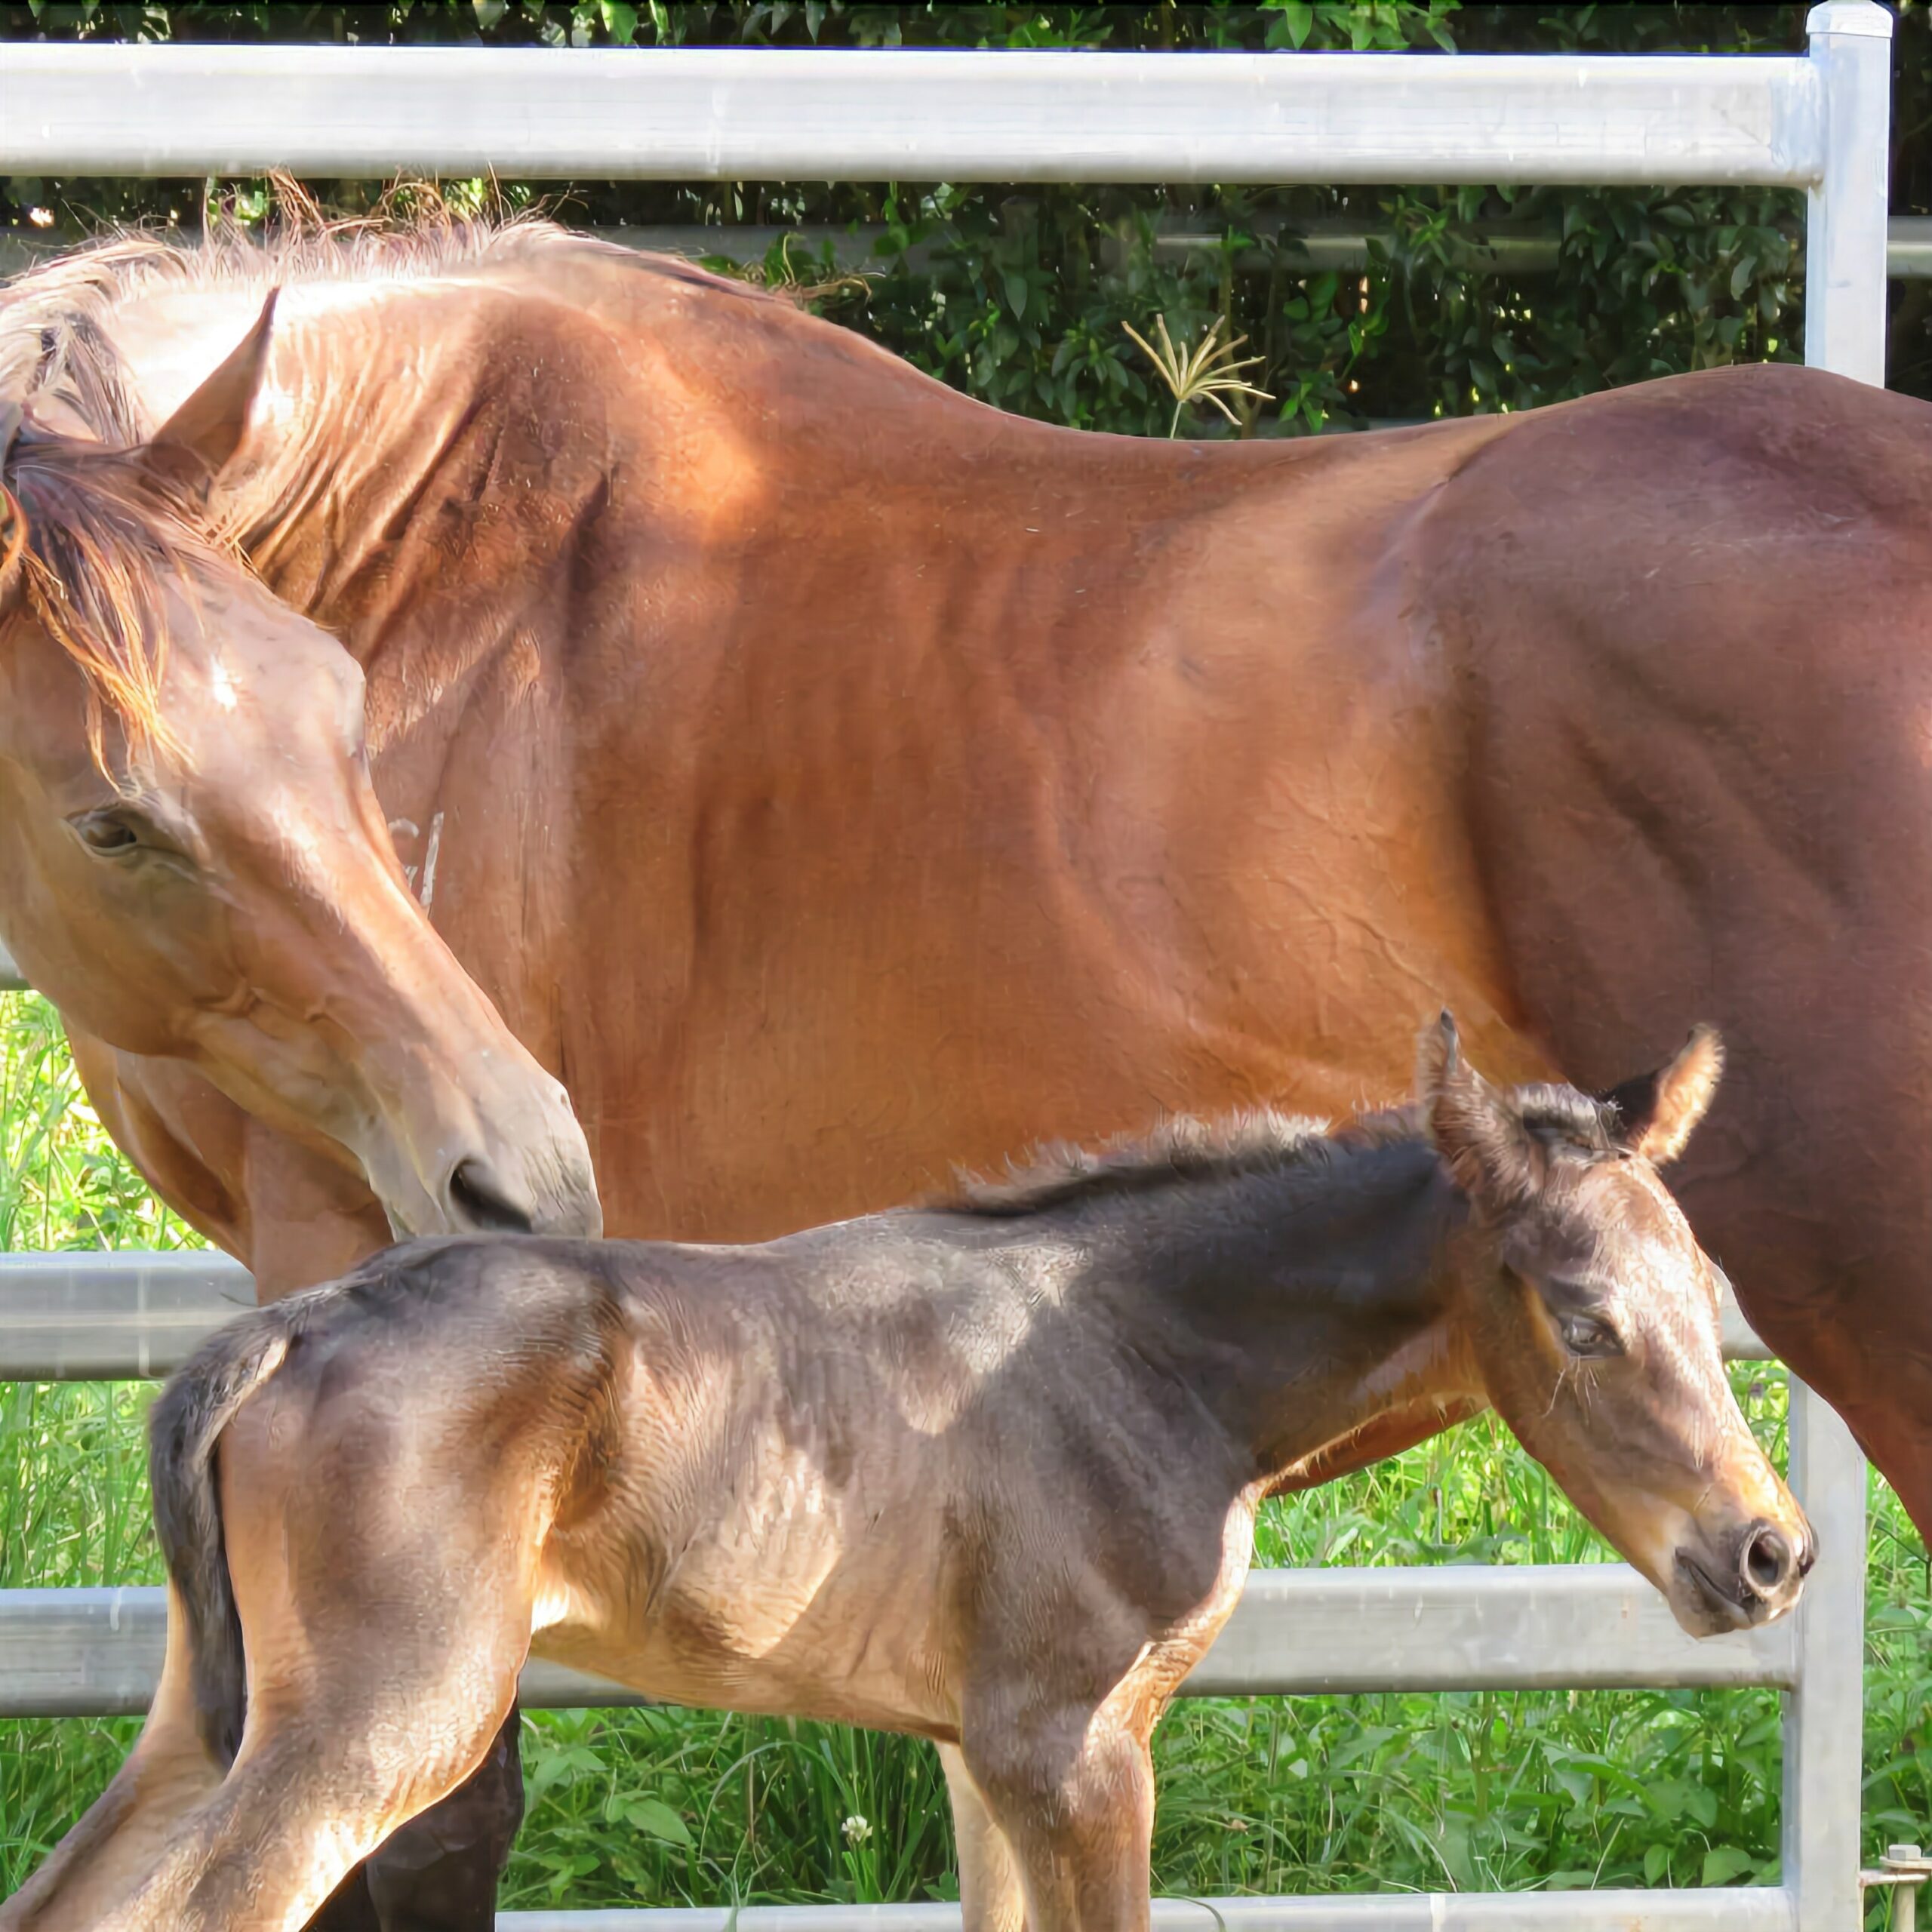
[0,1250,1777,1380]
[494,1902,1792,1932]
[11,214,1932,289]
[0,42,1841,186]
[0,7,1892,1929]
[0,1559,1803,1721]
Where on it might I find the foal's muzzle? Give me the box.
[1675,1515,1813,1630]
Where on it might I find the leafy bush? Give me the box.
[11,4,1932,432]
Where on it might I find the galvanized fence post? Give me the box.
[1790,14,1889,1919]
[1784,1380,1870,1932]
[1804,0,1894,387]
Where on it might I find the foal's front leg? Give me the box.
[940,1743,1026,1932]
[964,1706,1155,1932]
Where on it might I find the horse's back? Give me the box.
[1407,358,1932,1517]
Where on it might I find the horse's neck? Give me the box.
[108,275,587,650]
[1082,1139,1481,1484]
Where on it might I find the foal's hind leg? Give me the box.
[94,1345,561,1931]
[91,1678,521,1932]
[358,1706,527,1930]
[0,1585,223,1931]
[91,1501,539,1927]
[294,1700,525,1932]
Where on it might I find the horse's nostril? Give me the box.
[1743,1525,1794,1597]
[447,1158,537,1235]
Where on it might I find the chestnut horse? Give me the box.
[2,1019,1810,1932]
[0,399,600,1248]
[0,219,1923,1926]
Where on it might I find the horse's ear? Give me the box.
[0,400,26,620]
[1598,1026,1724,1166]
[0,480,26,620]
[143,287,280,501]
[1418,1010,1535,1209]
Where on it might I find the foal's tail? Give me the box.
[147,1280,352,1764]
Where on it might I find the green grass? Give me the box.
[1,991,1927,1918]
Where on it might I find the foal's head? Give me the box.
[1421,1015,1809,1636]
[0,329,599,1243]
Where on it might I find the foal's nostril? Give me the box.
[1742,1524,1796,1598]
[446,1158,537,1235]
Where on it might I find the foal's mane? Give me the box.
[943,1084,1614,1218]
[0,207,740,761]
[945,1107,1397,1218]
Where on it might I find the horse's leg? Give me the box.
[358,1707,526,1932]
[0,1586,223,1931]
[965,1712,1155,1932]
[236,1117,395,1303]
[939,1743,1026,1932]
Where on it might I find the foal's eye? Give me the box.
[1557,1313,1623,1358]
[68,809,152,859]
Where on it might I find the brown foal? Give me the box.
[2,1017,1808,1932]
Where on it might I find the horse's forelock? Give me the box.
[2,438,208,771]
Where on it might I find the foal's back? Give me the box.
[229,1214,1242,1740]
[579,1214,1241,1720]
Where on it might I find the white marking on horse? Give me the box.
[386,818,420,889]
[419,811,445,911]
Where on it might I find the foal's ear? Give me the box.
[143,288,280,502]
[1598,1025,1724,1165]
[1417,1010,1535,1208]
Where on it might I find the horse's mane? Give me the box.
[941,1083,1615,1219]
[0,205,774,447]
[0,203,752,763]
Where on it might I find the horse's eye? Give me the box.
[69,809,150,858]
[1558,1312,1622,1358]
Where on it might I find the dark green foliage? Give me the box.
[9,4,1932,433]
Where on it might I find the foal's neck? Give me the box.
[1080,1133,1481,1487]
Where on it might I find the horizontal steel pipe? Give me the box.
[10,219,1932,283]
[0,1251,255,1381]
[497,1892,1795,1932]
[0,1560,1797,1721]
[0,45,1824,187]
[0,1253,1773,1381]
